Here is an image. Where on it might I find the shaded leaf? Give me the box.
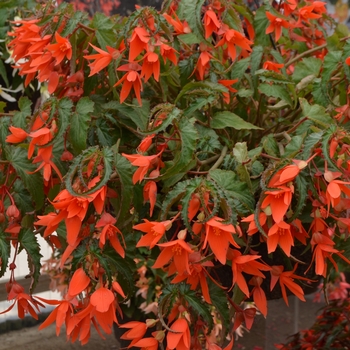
[211,111,261,130]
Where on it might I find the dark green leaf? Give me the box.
[211,111,261,130]
[177,33,201,45]
[251,45,263,92]
[230,57,250,80]
[5,146,44,210]
[0,59,9,87]
[114,153,133,222]
[61,11,87,36]
[299,98,334,128]
[12,97,32,128]
[0,230,10,278]
[18,228,42,293]
[69,97,94,154]
[253,6,270,47]
[292,57,322,83]
[177,0,206,42]
[91,12,116,48]
[259,83,292,106]
[262,134,280,157]
[160,117,197,180]
[301,131,323,159]
[283,135,304,158]
[209,169,255,213]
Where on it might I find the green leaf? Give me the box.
[255,69,292,85]
[103,100,149,131]
[208,282,230,334]
[182,286,213,331]
[259,83,293,106]
[12,97,32,129]
[301,131,323,159]
[211,111,261,130]
[230,57,250,80]
[299,98,334,128]
[209,169,255,213]
[342,40,350,83]
[233,142,248,163]
[95,118,118,147]
[61,11,87,36]
[196,125,221,154]
[177,33,201,45]
[321,51,342,104]
[288,174,308,222]
[18,228,43,293]
[283,135,304,158]
[69,97,94,154]
[175,81,227,104]
[5,146,44,210]
[253,6,270,47]
[0,59,9,87]
[251,45,263,92]
[91,12,116,49]
[184,96,216,117]
[65,147,114,196]
[292,57,322,83]
[262,134,280,157]
[0,230,10,278]
[177,0,206,42]
[114,153,133,222]
[160,117,197,180]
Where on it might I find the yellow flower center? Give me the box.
[172,245,182,256]
[213,227,222,236]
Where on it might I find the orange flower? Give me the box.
[47,32,72,65]
[249,276,268,317]
[228,249,271,297]
[114,62,143,105]
[265,12,290,42]
[263,60,284,73]
[134,219,172,248]
[163,13,191,35]
[5,126,28,143]
[120,321,147,347]
[153,236,194,275]
[96,213,125,257]
[194,50,213,80]
[171,252,213,304]
[203,216,239,264]
[160,43,178,65]
[241,212,267,236]
[203,9,221,39]
[129,27,150,62]
[167,318,191,350]
[27,125,56,159]
[310,232,350,277]
[270,265,310,306]
[132,337,159,350]
[38,300,73,336]
[122,152,160,184]
[261,186,293,223]
[84,44,120,76]
[30,146,63,183]
[267,220,294,256]
[218,79,238,103]
[216,26,253,61]
[67,267,90,298]
[141,51,160,82]
[143,180,157,217]
[324,171,350,212]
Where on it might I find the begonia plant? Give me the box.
[0,0,350,349]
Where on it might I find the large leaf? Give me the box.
[103,100,149,131]
[211,111,261,130]
[177,0,206,42]
[69,97,94,154]
[91,12,116,48]
[251,45,263,93]
[259,83,293,107]
[12,97,32,129]
[292,57,322,83]
[114,153,133,222]
[321,51,343,105]
[0,230,10,278]
[18,228,43,293]
[160,117,197,180]
[299,98,334,128]
[5,146,44,210]
[209,169,255,213]
[253,6,270,47]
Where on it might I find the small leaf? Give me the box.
[262,134,279,157]
[283,135,304,158]
[211,111,261,130]
[292,57,322,83]
[12,97,32,129]
[233,142,248,163]
[208,283,230,334]
[177,33,201,44]
[91,12,116,48]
